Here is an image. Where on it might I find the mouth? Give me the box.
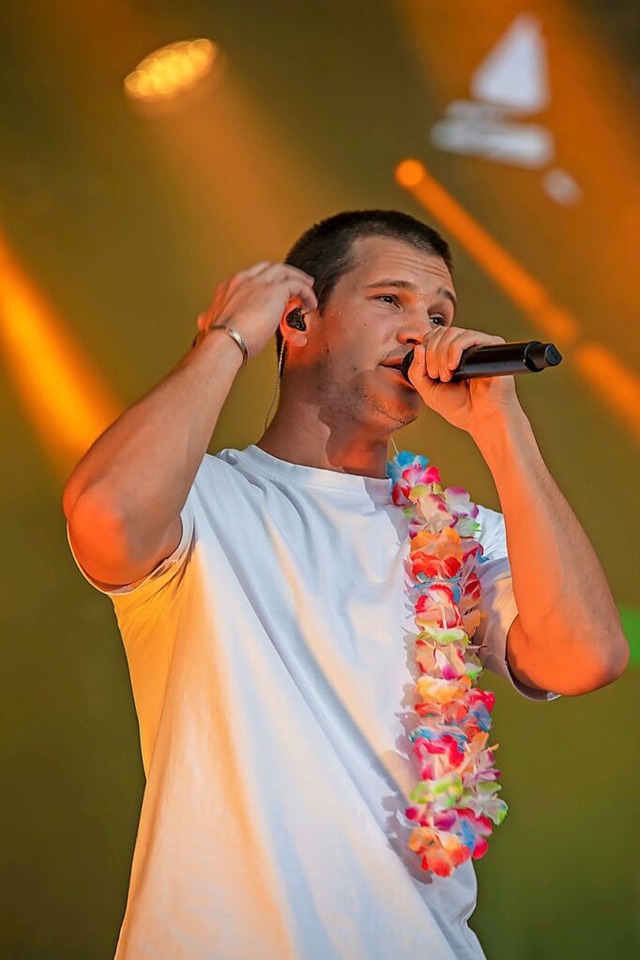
[381,361,405,373]
[380,353,418,390]
[381,362,413,386]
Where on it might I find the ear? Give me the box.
[278,297,311,349]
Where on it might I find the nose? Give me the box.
[397,311,433,346]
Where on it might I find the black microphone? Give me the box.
[401,340,562,384]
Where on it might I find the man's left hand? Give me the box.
[407,326,522,436]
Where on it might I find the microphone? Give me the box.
[401,340,562,384]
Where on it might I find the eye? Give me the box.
[376,294,400,307]
[430,315,448,327]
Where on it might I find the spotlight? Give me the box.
[395,159,426,189]
[124,39,217,103]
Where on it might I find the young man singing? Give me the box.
[64,210,628,959]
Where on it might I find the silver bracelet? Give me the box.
[192,323,249,365]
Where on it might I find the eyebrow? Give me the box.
[365,279,457,309]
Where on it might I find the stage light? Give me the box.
[395,159,578,344]
[395,159,640,442]
[395,159,426,190]
[0,236,120,474]
[124,39,217,103]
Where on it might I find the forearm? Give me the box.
[472,406,628,693]
[64,331,242,567]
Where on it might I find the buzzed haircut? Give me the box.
[276,209,453,364]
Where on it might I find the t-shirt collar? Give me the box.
[233,444,394,503]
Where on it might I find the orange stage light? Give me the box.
[395,159,640,442]
[124,39,217,103]
[573,344,640,443]
[0,237,120,475]
[395,159,578,345]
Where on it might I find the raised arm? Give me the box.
[407,327,629,695]
[63,262,316,588]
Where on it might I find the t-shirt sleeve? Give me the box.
[475,505,560,702]
[66,496,195,613]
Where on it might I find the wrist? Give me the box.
[470,405,537,465]
[192,320,249,365]
[190,323,245,372]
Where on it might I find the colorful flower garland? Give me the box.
[387,451,508,878]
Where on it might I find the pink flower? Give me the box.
[461,540,483,563]
[467,689,496,712]
[462,572,481,603]
[412,734,465,772]
[405,463,441,487]
[444,486,479,519]
[415,585,463,631]
[412,552,462,580]
[391,464,442,505]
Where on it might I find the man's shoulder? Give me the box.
[189,448,264,509]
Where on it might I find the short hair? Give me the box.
[276,209,453,363]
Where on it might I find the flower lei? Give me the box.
[387,451,508,878]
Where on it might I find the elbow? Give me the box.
[554,630,630,696]
[513,620,631,696]
[602,630,631,684]
[62,471,82,524]
[595,619,631,688]
[63,465,106,525]
[65,485,133,575]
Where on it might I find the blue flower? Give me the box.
[386,450,430,483]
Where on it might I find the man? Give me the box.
[64,210,628,959]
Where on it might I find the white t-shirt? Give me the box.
[72,445,556,960]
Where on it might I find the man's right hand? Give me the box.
[195,262,317,359]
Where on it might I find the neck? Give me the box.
[258,393,393,479]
